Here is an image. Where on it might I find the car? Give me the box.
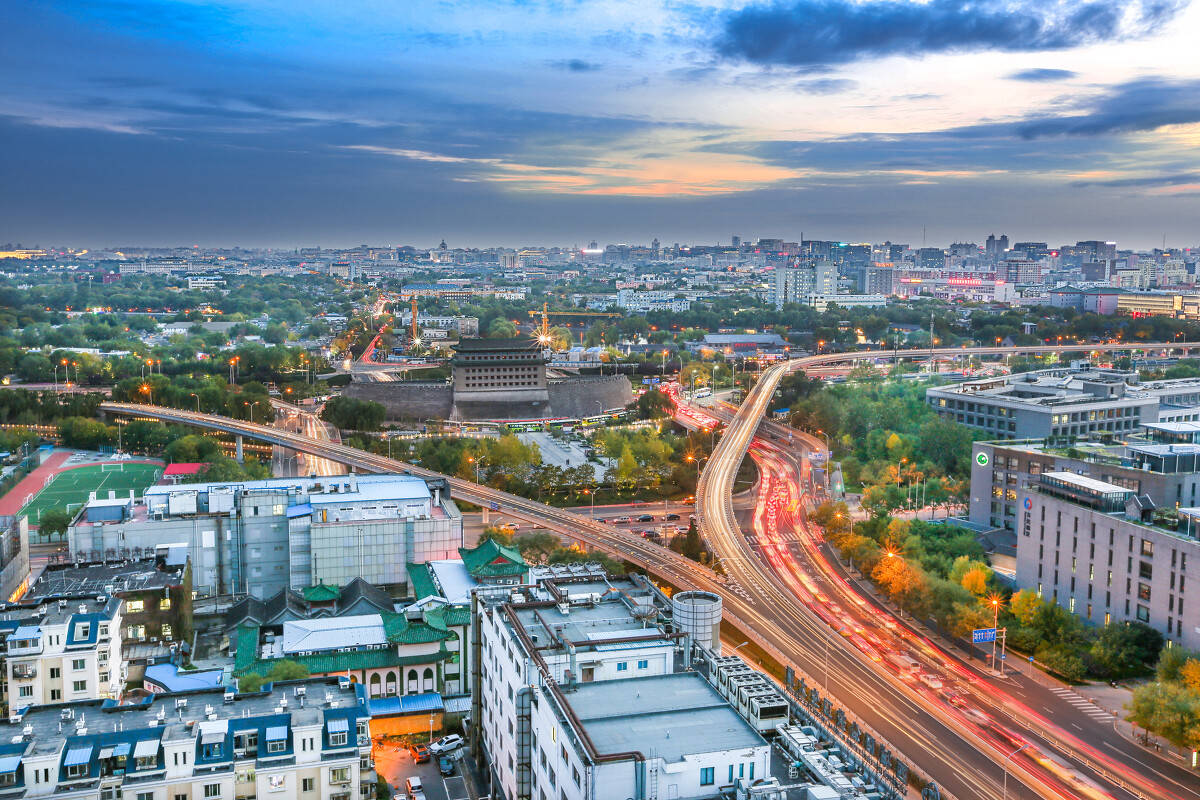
[405,776,425,797]
[430,734,464,754]
[636,514,654,522]
[408,744,430,763]
[665,513,681,521]
[438,756,456,776]
[611,516,632,524]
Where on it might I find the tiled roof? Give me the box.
[381,611,453,645]
[408,563,440,600]
[237,644,450,677]
[302,581,340,603]
[459,538,527,578]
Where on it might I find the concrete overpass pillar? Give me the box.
[236,435,244,464]
[481,507,489,525]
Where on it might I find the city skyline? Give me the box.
[4,1,1200,247]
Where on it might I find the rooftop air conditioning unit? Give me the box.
[293,686,306,697]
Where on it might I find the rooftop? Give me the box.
[569,672,765,762]
[280,614,387,655]
[26,557,184,601]
[452,337,541,352]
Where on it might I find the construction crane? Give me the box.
[526,308,620,323]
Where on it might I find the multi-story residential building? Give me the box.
[397,313,480,337]
[0,517,30,604]
[475,573,775,800]
[1,676,373,800]
[67,475,462,599]
[0,595,124,719]
[615,289,691,313]
[24,554,193,672]
[927,363,1158,441]
[771,261,835,308]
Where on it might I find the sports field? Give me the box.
[20,462,163,524]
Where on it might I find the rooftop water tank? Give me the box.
[671,590,722,654]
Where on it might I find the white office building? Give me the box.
[474,574,775,800]
[68,474,462,599]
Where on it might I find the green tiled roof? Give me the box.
[238,646,450,678]
[408,563,440,600]
[382,610,454,645]
[424,604,471,632]
[302,581,341,602]
[234,624,261,673]
[459,538,527,578]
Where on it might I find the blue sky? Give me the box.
[3,0,1199,248]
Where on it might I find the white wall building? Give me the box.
[1,596,124,720]
[475,576,772,800]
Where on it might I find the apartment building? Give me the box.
[1,676,373,800]
[474,574,775,800]
[0,596,124,720]
[67,475,462,599]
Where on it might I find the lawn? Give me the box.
[21,462,163,524]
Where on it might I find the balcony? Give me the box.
[11,664,35,680]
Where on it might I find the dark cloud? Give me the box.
[716,0,1184,67]
[549,59,603,72]
[1072,172,1200,187]
[1008,68,1078,82]
[1013,77,1200,138]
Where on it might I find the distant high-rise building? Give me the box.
[731,235,741,249]
[771,260,836,308]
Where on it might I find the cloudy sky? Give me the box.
[3,0,1200,249]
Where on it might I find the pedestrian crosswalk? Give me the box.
[1049,686,1116,722]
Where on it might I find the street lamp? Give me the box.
[244,401,255,424]
[140,383,153,404]
[661,349,669,376]
[1002,743,1030,800]
[190,393,200,413]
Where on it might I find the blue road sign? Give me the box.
[972,627,997,644]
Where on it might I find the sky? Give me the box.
[3,0,1200,249]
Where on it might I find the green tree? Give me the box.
[1127,682,1200,749]
[486,318,519,338]
[682,519,703,562]
[37,508,72,538]
[1087,623,1164,679]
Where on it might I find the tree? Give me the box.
[37,508,72,538]
[486,318,519,338]
[238,659,310,692]
[682,519,704,562]
[515,531,560,563]
[1181,660,1200,692]
[634,389,674,420]
[872,555,925,610]
[1009,589,1043,627]
[1127,682,1200,749]
[1087,623,1164,679]
[478,526,513,547]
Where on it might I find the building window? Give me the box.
[66,763,88,779]
[72,659,86,671]
[162,624,173,639]
[267,739,285,754]
[637,660,648,670]
[1141,539,1154,557]
[160,597,171,611]
[700,767,714,786]
[126,600,145,613]
[330,767,349,784]
[204,784,221,799]
[49,667,60,679]
[137,792,154,800]
[616,662,627,672]
[329,731,347,747]
[73,680,88,692]
[303,778,314,792]
[18,686,31,698]
[1136,605,1150,622]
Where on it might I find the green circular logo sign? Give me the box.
[976,452,989,466]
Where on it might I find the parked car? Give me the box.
[406,776,426,800]
[439,757,456,777]
[665,513,681,521]
[636,514,654,522]
[409,744,430,763]
[430,734,464,754]
[612,516,632,524]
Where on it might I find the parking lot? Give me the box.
[374,740,470,800]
